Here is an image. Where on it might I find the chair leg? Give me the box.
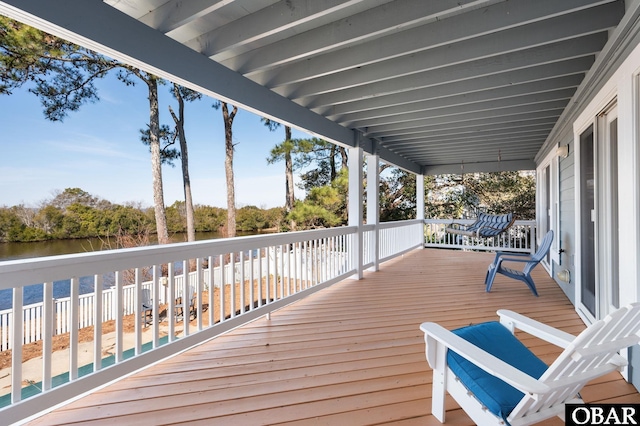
[485,264,497,292]
[142,307,152,327]
[524,276,539,297]
[431,345,448,422]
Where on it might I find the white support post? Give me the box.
[349,146,364,279]
[367,153,380,271]
[417,173,425,248]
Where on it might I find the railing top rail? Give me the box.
[424,218,535,226]
[0,226,357,289]
[378,218,423,229]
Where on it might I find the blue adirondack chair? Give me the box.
[141,288,153,326]
[484,230,554,296]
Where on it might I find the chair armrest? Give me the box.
[497,310,576,348]
[420,322,551,395]
[495,251,531,258]
[497,257,533,263]
[491,252,530,265]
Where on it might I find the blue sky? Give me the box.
[0,72,311,209]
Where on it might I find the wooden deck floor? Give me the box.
[27,249,640,425]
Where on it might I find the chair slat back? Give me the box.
[141,288,152,305]
[530,230,554,263]
[510,303,640,420]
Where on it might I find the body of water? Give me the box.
[0,231,227,261]
[0,278,101,312]
[0,231,266,310]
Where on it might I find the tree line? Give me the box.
[0,167,536,243]
[0,188,286,243]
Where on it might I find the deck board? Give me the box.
[26,249,639,425]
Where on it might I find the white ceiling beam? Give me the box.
[186,0,377,58]
[335,75,583,125]
[419,151,540,162]
[354,88,575,129]
[257,0,622,88]
[373,110,564,139]
[283,5,621,98]
[423,160,537,175]
[408,148,544,164]
[365,100,569,135]
[402,150,539,166]
[298,33,605,108]
[388,128,553,149]
[136,0,240,34]
[318,57,593,116]
[414,150,542,163]
[418,153,540,167]
[408,139,546,155]
[222,0,491,74]
[382,118,559,143]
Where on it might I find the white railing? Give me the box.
[379,219,425,262]
[423,219,537,253]
[0,219,529,355]
[0,218,528,354]
[0,221,423,423]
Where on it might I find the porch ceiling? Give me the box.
[0,0,628,174]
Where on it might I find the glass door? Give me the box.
[579,126,596,318]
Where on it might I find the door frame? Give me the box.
[597,102,619,317]
[537,150,560,270]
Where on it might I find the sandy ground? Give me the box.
[0,282,269,397]
[0,328,152,391]
[0,308,193,396]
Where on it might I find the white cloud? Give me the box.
[45,136,143,161]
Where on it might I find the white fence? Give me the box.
[0,282,149,351]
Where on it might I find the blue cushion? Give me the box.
[447,322,548,421]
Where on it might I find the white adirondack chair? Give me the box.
[420,303,640,425]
